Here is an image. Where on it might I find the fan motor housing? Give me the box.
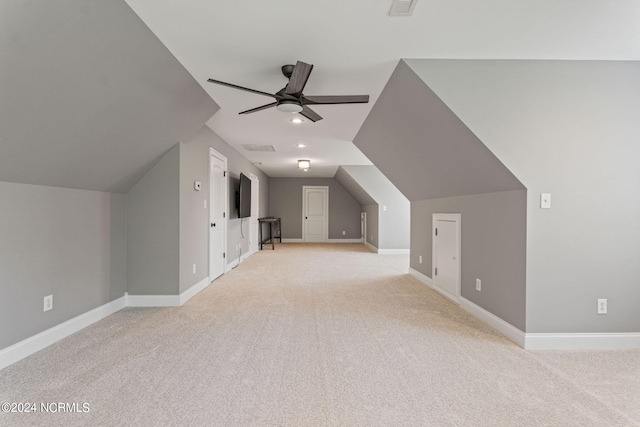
[281,64,295,79]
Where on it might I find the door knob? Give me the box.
[211,223,215,227]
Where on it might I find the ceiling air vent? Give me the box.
[242,144,276,152]
[389,0,417,16]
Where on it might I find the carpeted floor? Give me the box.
[0,243,638,426]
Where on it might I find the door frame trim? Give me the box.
[249,172,259,254]
[432,213,461,303]
[209,147,228,279]
[302,186,329,242]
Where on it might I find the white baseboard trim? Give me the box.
[179,277,210,305]
[126,293,181,307]
[227,257,239,269]
[1,276,218,371]
[409,268,525,348]
[281,239,303,243]
[459,297,526,348]
[378,248,410,255]
[364,241,378,253]
[409,268,459,304]
[524,333,640,350]
[0,296,127,371]
[409,267,434,287]
[246,248,258,257]
[327,238,363,243]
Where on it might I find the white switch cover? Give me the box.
[540,193,551,209]
[383,205,387,211]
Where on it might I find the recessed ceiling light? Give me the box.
[291,117,303,124]
[296,143,306,148]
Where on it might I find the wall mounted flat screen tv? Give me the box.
[237,173,252,218]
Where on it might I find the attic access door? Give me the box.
[303,186,328,242]
[432,213,461,303]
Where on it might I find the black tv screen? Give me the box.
[237,173,252,218]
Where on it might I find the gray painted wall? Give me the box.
[0,182,126,349]
[339,166,410,250]
[334,167,376,206]
[269,178,362,240]
[411,190,527,331]
[363,204,379,249]
[181,125,269,273]
[353,60,524,203]
[1,0,218,193]
[125,125,270,297]
[126,144,180,296]
[352,59,528,331]
[408,59,640,334]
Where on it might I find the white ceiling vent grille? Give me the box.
[389,0,417,16]
[242,144,276,152]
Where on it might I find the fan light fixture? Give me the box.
[298,160,310,170]
[277,100,303,113]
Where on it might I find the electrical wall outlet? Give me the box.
[342,230,346,236]
[419,255,422,264]
[476,279,481,291]
[44,295,53,312]
[597,299,607,314]
[192,264,196,274]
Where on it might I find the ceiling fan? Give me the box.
[207,61,369,122]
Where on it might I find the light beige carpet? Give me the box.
[0,243,638,426]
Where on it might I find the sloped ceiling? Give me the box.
[352,60,524,202]
[334,167,376,206]
[0,0,218,193]
[123,0,640,179]
[337,165,408,207]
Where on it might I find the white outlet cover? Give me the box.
[44,295,53,312]
[597,298,607,314]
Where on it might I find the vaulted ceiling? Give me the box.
[124,0,640,179]
[2,1,638,192]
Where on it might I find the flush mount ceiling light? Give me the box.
[298,159,310,170]
[291,117,304,124]
[277,100,303,113]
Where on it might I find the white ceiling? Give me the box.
[124,0,640,178]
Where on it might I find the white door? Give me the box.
[361,212,367,244]
[303,186,328,242]
[432,213,461,303]
[249,173,259,253]
[209,149,227,281]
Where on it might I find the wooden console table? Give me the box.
[258,217,281,250]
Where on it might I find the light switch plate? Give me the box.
[541,193,551,209]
